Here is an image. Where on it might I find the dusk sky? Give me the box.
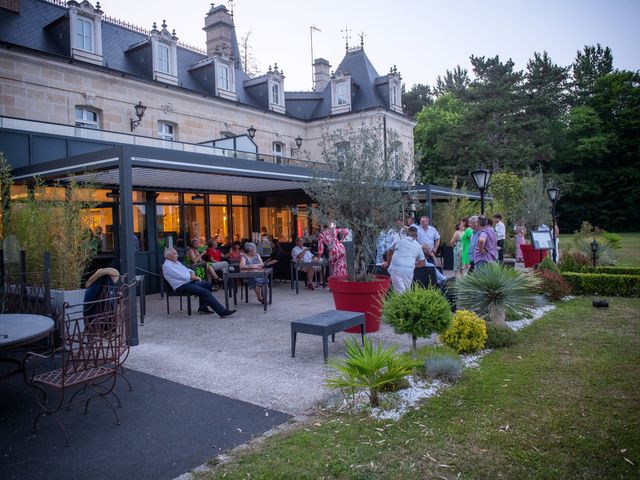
[101,0,640,91]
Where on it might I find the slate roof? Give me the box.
[0,0,407,121]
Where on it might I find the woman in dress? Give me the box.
[227,241,243,263]
[240,242,267,302]
[515,221,526,263]
[460,218,473,272]
[317,223,349,278]
[450,219,467,277]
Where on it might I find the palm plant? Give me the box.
[454,263,540,327]
[571,236,616,266]
[325,337,418,408]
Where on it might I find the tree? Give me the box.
[305,124,413,280]
[489,172,523,226]
[240,31,259,77]
[519,170,552,230]
[401,83,433,118]
[571,44,613,104]
[434,65,470,97]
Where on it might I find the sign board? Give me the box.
[531,230,553,250]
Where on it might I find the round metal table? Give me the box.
[0,314,55,380]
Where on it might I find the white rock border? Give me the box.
[333,302,557,421]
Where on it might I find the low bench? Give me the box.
[291,310,366,362]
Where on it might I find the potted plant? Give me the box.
[1,155,97,312]
[305,124,413,332]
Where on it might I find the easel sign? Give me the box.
[531,230,553,251]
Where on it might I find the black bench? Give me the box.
[291,310,366,362]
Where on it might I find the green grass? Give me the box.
[200,298,640,479]
[560,232,640,267]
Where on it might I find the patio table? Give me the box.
[0,313,54,380]
[290,258,327,293]
[223,268,273,313]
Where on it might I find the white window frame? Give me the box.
[158,122,175,141]
[271,83,280,105]
[157,44,170,74]
[272,142,284,157]
[336,82,349,105]
[218,64,230,91]
[76,17,93,52]
[389,79,403,112]
[75,106,99,129]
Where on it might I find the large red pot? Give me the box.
[328,275,391,333]
[521,243,547,268]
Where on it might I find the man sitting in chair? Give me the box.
[162,248,235,317]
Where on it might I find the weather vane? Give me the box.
[359,31,366,47]
[341,26,351,51]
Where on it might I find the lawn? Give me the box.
[560,232,640,267]
[200,298,640,479]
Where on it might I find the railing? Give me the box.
[0,116,329,170]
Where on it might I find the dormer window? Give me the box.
[214,58,237,101]
[331,75,351,114]
[76,17,93,52]
[336,83,349,106]
[271,83,280,105]
[150,21,178,85]
[157,44,170,74]
[68,0,103,65]
[389,77,402,113]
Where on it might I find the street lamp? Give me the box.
[247,125,257,139]
[590,238,599,268]
[290,135,303,156]
[130,101,147,132]
[547,186,560,263]
[471,167,491,215]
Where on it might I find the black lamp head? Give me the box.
[247,126,256,139]
[295,136,303,148]
[547,187,560,203]
[471,167,491,190]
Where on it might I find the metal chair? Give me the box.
[24,281,132,446]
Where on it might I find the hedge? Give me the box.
[578,266,640,276]
[561,272,640,297]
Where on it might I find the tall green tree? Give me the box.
[401,83,434,118]
[571,44,613,105]
[434,66,470,97]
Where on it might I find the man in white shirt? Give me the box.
[386,226,426,294]
[493,213,506,262]
[416,215,440,266]
[162,248,235,317]
[291,237,318,290]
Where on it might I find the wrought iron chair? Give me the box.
[24,281,132,446]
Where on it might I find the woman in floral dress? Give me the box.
[317,224,349,278]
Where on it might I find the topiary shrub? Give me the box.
[383,286,452,371]
[441,310,487,354]
[579,266,640,276]
[535,270,572,302]
[536,255,559,273]
[485,323,519,349]
[561,272,640,297]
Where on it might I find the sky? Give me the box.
[100,0,640,91]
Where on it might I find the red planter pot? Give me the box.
[328,275,391,333]
[521,243,547,268]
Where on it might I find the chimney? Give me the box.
[203,4,233,58]
[0,0,20,13]
[313,58,331,92]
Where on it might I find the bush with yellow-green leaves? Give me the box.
[442,310,487,354]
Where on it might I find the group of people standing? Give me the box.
[449,214,504,275]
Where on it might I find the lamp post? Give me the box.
[547,186,560,263]
[290,135,303,156]
[471,167,491,215]
[247,125,257,139]
[130,101,147,131]
[590,238,599,268]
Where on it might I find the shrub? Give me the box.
[454,263,540,326]
[579,266,640,276]
[535,270,572,302]
[561,272,640,297]
[536,255,559,273]
[600,231,622,249]
[383,286,452,365]
[485,323,519,349]
[442,310,487,354]
[325,337,418,408]
[571,236,616,266]
[559,251,591,272]
[424,356,463,382]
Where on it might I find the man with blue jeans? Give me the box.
[162,248,235,317]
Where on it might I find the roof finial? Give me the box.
[161,19,167,30]
[341,26,351,52]
[359,31,365,47]
[228,0,234,19]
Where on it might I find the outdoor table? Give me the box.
[0,313,55,380]
[290,258,327,293]
[223,268,273,313]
